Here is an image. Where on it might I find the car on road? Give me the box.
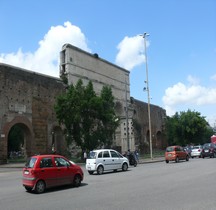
[202,143,216,158]
[22,154,84,193]
[191,145,203,158]
[165,145,190,163]
[86,149,129,175]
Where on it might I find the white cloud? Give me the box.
[0,21,90,77]
[115,35,149,71]
[162,78,216,118]
[187,75,200,85]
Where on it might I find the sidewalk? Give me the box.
[0,156,165,168]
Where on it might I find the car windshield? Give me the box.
[166,147,174,152]
[203,143,211,149]
[88,151,97,159]
[25,157,37,168]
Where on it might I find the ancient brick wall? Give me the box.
[0,63,66,163]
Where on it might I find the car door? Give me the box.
[38,157,58,187]
[54,157,73,185]
[110,150,121,170]
[102,150,112,171]
[179,146,186,159]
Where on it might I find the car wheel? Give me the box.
[97,165,104,175]
[175,157,179,163]
[35,180,46,194]
[122,163,128,171]
[24,186,32,192]
[73,175,81,187]
[213,153,216,158]
[186,155,189,161]
[165,160,169,163]
[203,156,205,159]
[88,171,94,175]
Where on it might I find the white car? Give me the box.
[86,149,129,175]
[191,145,203,158]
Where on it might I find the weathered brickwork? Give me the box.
[0,64,66,164]
[132,98,167,153]
[0,45,167,164]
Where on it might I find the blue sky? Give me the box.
[0,0,216,126]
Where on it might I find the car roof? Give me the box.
[91,149,117,153]
[167,145,181,148]
[30,154,65,158]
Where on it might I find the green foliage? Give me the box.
[54,79,119,151]
[165,109,214,146]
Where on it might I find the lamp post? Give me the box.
[141,32,153,160]
[125,77,130,150]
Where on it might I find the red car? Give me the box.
[22,154,84,193]
[165,145,190,163]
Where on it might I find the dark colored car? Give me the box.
[165,145,189,163]
[22,154,84,193]
[202,143,216,158]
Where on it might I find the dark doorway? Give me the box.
[8,124,24,160]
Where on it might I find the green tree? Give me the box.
[54,79,119,151]
[166,110,214,146]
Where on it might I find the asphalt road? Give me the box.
[0,158,216,210]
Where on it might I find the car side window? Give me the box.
[40,158,53,168]
[98,152,103,158]
[103,151,110,158]
[110,151,119,158]
[54,157,69,167]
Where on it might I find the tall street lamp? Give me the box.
[141,32,153,160]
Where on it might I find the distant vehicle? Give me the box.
[211,135,216,144]
[202,143,216,158]
[165,145,189,163]
[22,154,84,193]
[86,149,129,175]
[191,145,203,158]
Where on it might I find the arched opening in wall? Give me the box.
[7,123,32,161]
[156,131,162,149]
[51,126,65,155]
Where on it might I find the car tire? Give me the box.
[73,175,81,187]
[88,171,94,175]
[122,163,128,171]
[35,180,46,194]
[186,155,189,161]
[165,160,169,163]
[97,165,104,175]
[175,157,179,163]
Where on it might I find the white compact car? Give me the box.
[86,149,129,175]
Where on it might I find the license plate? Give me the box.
[204,150,209,152]
[24,171,29,175]
[168,154,172,156]
[88,167,91,170]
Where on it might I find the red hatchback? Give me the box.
[165,145,190,163]
[22,154,84,193]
